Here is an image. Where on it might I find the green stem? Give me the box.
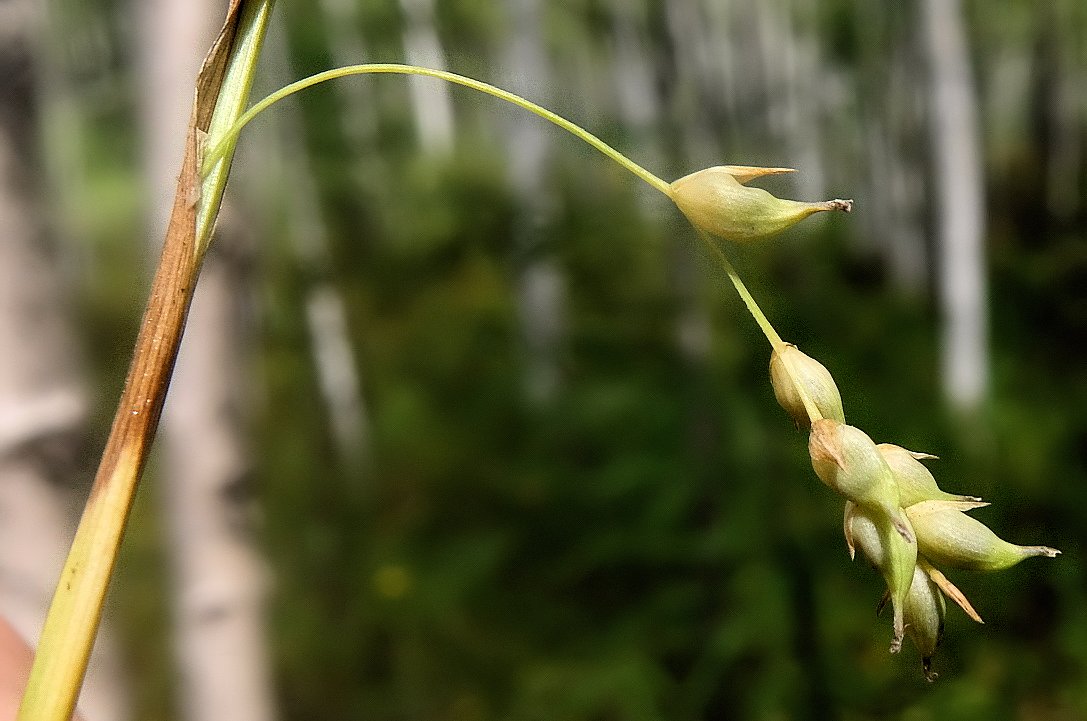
[201,63,673,196]
[207,63,824,424]
[697,231,822,423]
[196,0,276,257]
[698,231,783,350]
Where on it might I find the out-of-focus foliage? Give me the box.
[37,0,1087,719]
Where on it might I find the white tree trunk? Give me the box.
[503,0,566,402]
[609,0,711,364]
[160,255,277,721]
[780,0,826,203]
[138,1,277,719]
[921,0,989,412]
[318,0,380,164]
[0,2,129,719]
[256,18,373,468]
[399,0,455,153]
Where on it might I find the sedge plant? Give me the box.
[21,6,1060,717]
[202,64,1060,680]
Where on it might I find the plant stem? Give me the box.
[196,0,277,257]
[17,2,275,719]
[698,232,784,350]
[697,231,822,423]
[205,62,825,424]
[201,63,673,196]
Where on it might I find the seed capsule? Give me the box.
[809,419,913,542]
[770,344,845,429]
[905,500,1061,571]
[669,166,852,244]
[902,560,946,681]
[845,502,918,653]
[877,443,981,507]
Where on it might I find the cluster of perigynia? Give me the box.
[670,164,1058,680]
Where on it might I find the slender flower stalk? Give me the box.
[203,63,836,426]
[201,63,672,195]
[700,234,785,350]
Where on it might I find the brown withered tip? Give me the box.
[809,418,846,470]
[830,199,854,213]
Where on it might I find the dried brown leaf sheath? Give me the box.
[90,1,245,502]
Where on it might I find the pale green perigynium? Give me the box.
[770,344,845,429]
[900,559,946,681]
[844,501,918,653]
[877,443,981,507]
[809,419,914,542]
[669,165,852,244]
[906,500,1060,572]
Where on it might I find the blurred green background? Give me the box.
[20,0,1087,719]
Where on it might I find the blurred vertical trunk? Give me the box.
[780,0,826,202]
[138,1,277,719]
[1032,3,1084,223]
[502,0,565,402]
[920,0,989,412]
[856,3,928,291]
[0,2,129,719]
[318,0,379,160]
[263,18,373,467]
[399,0,454,153]
[610,0,710,365]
